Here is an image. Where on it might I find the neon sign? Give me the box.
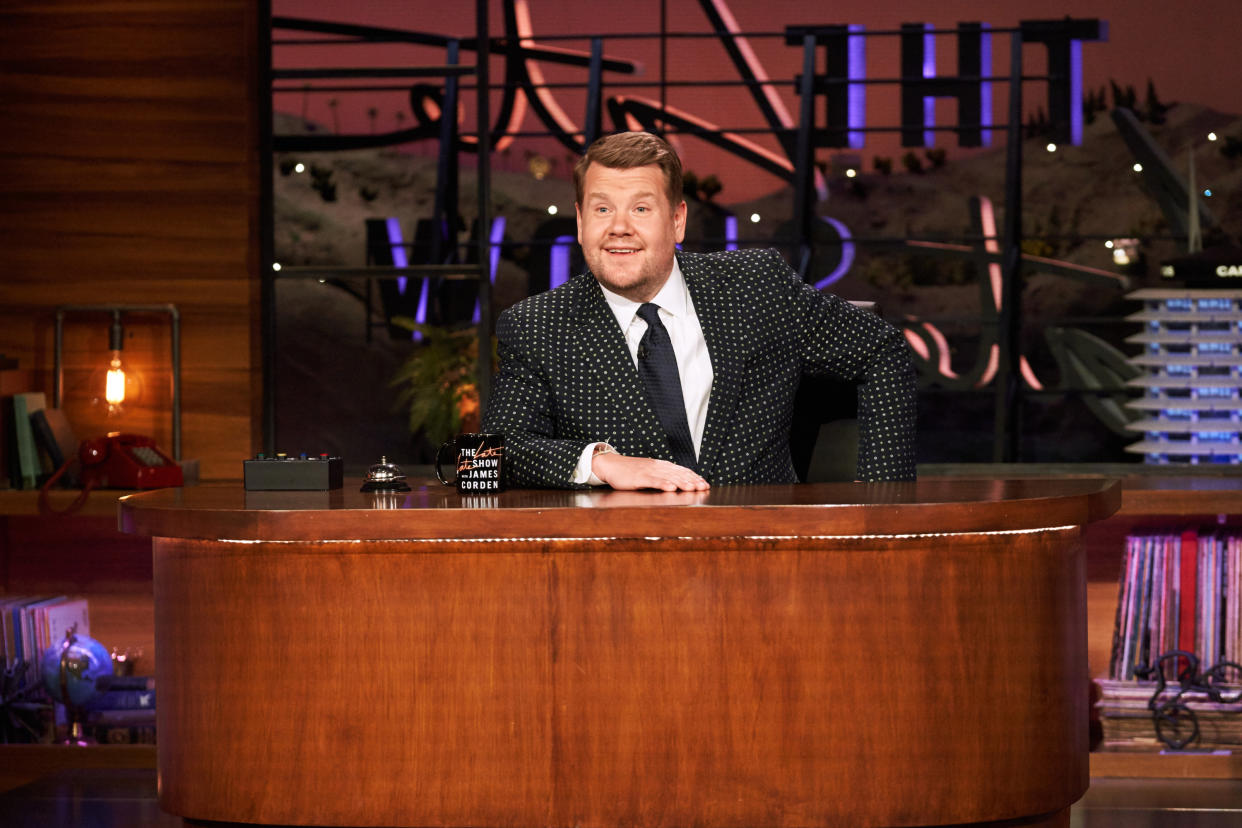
[275,4,1108,178]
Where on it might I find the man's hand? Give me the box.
[592,452,710,492]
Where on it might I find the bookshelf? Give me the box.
[0,489,156,792]
[0,490,155,670]
[1091,751,1242,780]
[1079,475,1242,779]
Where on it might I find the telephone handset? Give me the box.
[78,432,183,489]
[39,432,183,516]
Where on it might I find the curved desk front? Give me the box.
[120,478,1120,828]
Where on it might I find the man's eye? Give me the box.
[635,206,648,213]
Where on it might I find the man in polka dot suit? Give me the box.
[483,131,916,490]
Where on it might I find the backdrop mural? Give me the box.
[268,0,1242,468]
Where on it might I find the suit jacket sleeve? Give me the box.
[782,256,918,481]
[482,303,592,489]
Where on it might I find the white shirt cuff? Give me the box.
[572,442,609,486]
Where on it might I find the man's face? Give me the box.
[576,163,687,303]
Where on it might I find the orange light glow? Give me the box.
[105,353,126,405]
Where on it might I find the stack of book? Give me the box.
[1099,529,1242,751]
[3,389,76,490]
[1108,529,1241,681]
[1097,678,1242,751]
[80,675,156,744]
[1,595,90,683]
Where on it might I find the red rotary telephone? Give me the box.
[78,433,183,489]
[38,432,182,516]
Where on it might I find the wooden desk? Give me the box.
[121,478,1120,828]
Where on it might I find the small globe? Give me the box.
[41,633,114,709]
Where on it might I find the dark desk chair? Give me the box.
[788,300,875,483]
[789,374,859,482]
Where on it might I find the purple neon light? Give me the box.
[490,216,505,279]
[550,235,575,290]
[923,25,935,147]
[385,217,409,294]
[1070,38,1083,145]
[412,279,429,342]
[848,25,866,150]
[724,215,738,251]
[472,216,507,324]
[980,24,993,147]
[385,217,428,342]
[813,216,855,290]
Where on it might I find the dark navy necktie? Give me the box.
[635,303,698,470]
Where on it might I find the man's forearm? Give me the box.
[855,333,918,481]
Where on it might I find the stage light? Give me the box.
[1208,132,1218,142]
[294,162,305,173]
[1110,237,1140,268]
[750,213,761,223]
[845,169,858,178]
[1046,143,1057,153]
[1204,189,1213,197]
[1133,163,1143,172]
[272,262,282,271]
[547,205,558,215]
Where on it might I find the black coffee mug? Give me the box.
[436,432,505,494]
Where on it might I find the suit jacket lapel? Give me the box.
[680,253,743,480]
[569,273,669,458]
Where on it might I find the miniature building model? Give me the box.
[1125,289,1242,463]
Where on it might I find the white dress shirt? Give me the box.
[572,259,713,484]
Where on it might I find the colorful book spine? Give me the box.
[1178,529,1197,655]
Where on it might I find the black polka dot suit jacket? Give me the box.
[483,248,917,487]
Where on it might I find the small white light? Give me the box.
[1046,143,1057,153]
[272,262,282,271]
[547,205,558,215]
[1133,163,1143,172]
[1204,188,1213,197]
[1113,249,1131,266]
[1208,132,1219,142]
[1104,240,1114,249]
[317,278,326,284]
[750,213,761,223]
[845,169,858,178]
[294,162,305,173]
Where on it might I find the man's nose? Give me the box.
[607,211,633,234]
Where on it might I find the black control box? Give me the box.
[244,454,344,491]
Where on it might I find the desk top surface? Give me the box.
[118,477,1121,542]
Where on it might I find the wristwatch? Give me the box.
[592,443,618,460]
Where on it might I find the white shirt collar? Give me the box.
[598,256,689,332]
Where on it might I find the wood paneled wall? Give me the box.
[0,1,263,480]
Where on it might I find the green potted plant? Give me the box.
[389,320,492,448]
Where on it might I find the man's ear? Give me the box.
[673,200,687,244]
[575,202,583,245]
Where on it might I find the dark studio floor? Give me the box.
[0,769,1240,828]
